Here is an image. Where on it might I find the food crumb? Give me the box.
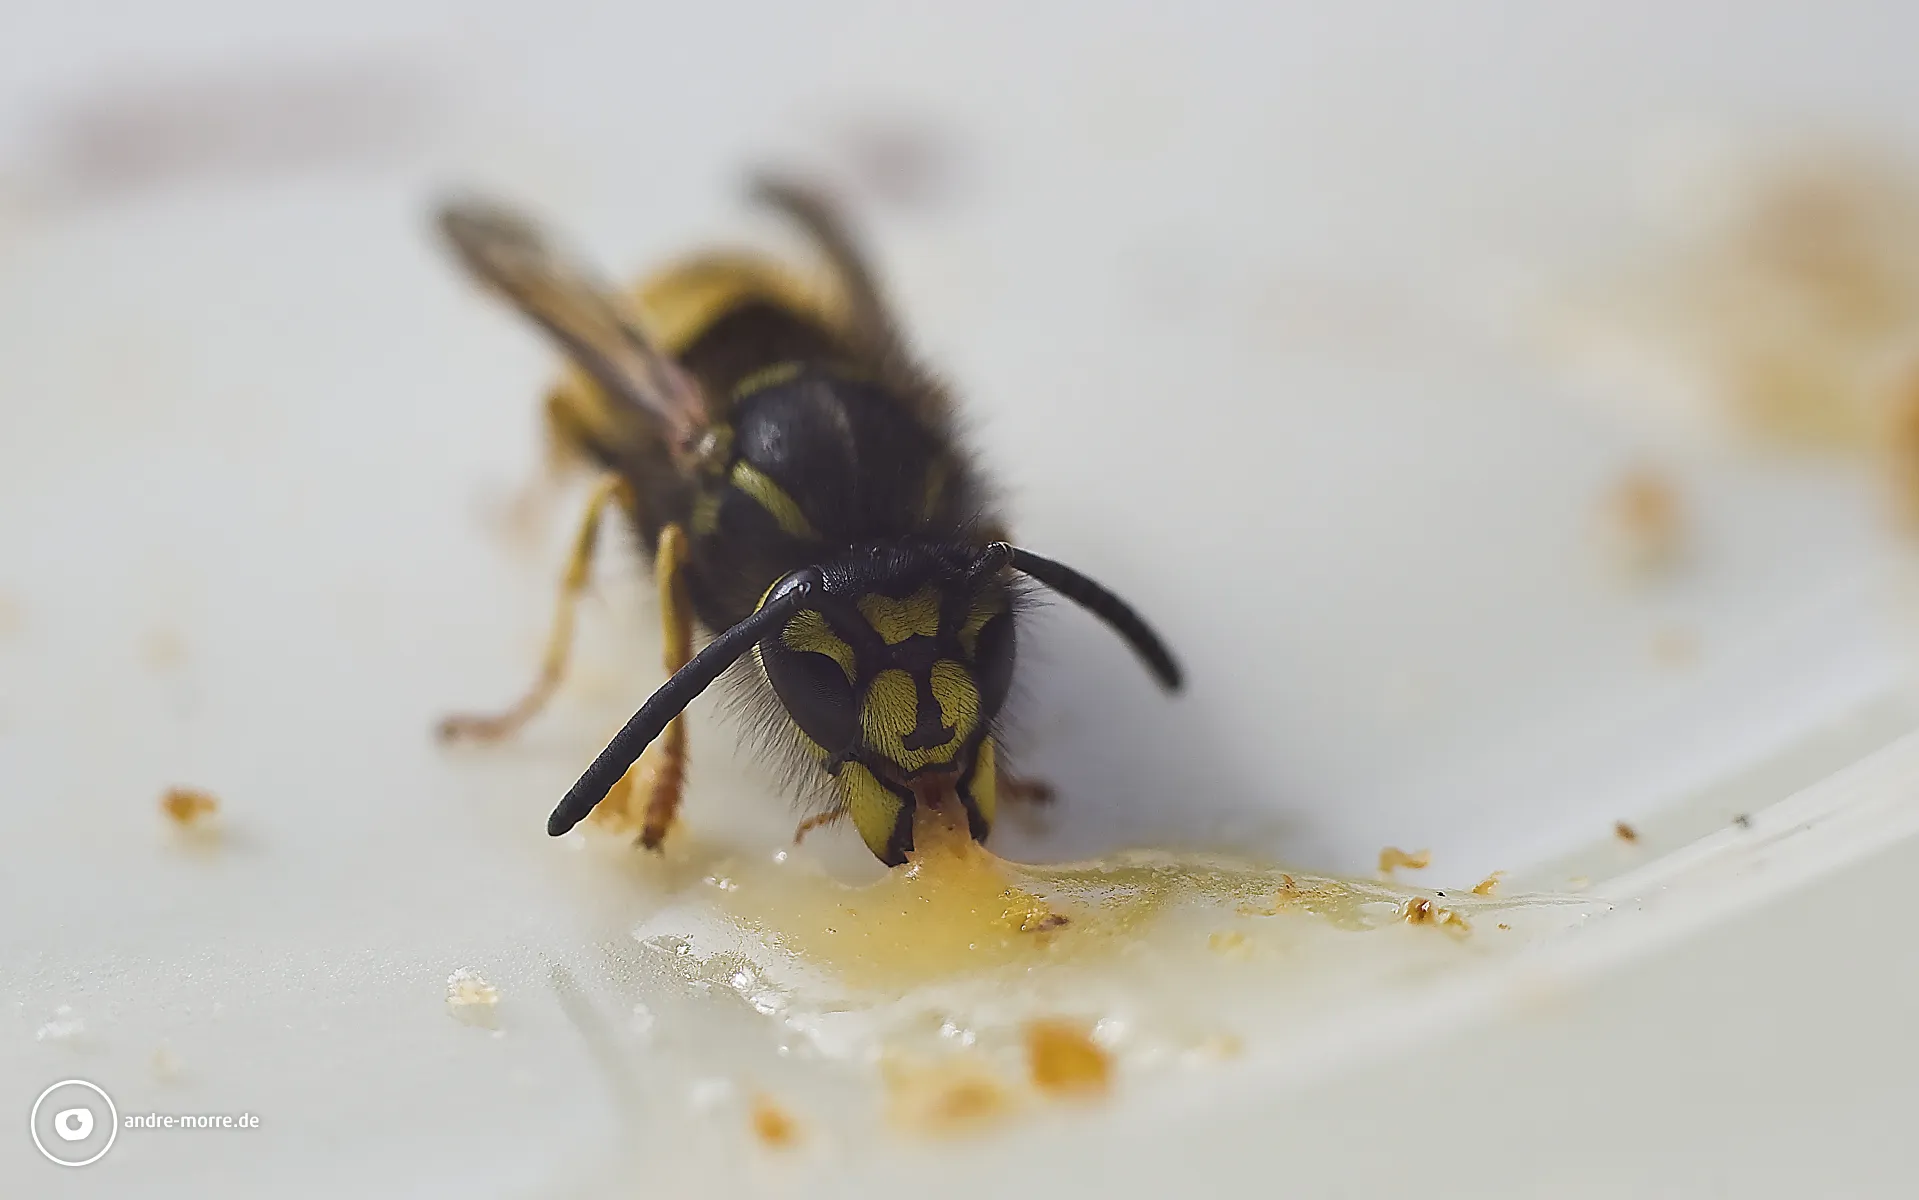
[1733,813,1753,829]
[1002,892,1070,933]
[1206,930,1251,958]
[34,1005,86,1045]
[1400,897,1472,937]
[445,968,499,1017]
[161,787,219,827]
[1378,846,1431,876]
[885,1056,1018,1135]
[1186,1033,1243,1063]
[1615,820,1641,843]
[1602,467,1685,575]
[152,1043,183,1082]
[1650,626,1701,667]
[140,627,188,670]
[1496,923,1512,931]
[1471,871,1506,896]
[1025,1019,1113,1098]
[749,1093,801,1149]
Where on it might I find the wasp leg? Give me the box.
[792,808,846,845]
[439,474,636,743]
[631,522,693,850]
[998,767,1055,807]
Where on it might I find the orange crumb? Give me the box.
[161,787,219,827]
[749,1093,801,1149]
[1378,846,1431,875]
[1471,871,1505,896]
[1400,897,1471,937]
[885,1056,1018,1135]
[1604,466,1684,574]
[1615,820,1641,843]
[1024,1019,1112,1098]
[1650,627,1700,667]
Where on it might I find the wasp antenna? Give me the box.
[548,575,821,836]
[969,541,1014,577]
[1005,547,1183,692]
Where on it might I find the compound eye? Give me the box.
[759,632,859,753]
[972,612,1016,719]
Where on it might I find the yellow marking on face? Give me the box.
[965,737,998,830]
[857,587,942,645]
[631,253,842,357]
[781,609,857,681]
[862,663,980,772]
[731,361,804,401]
[929,660,981,745]
[730,461,820,539]
[861,669,922,766]
[838,762,906,861]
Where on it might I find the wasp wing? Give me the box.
[438,198,710,451]
[746,172,961,432]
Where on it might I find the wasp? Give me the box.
[435,175,1182,865]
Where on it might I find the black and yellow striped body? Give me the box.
[551,254,1010,863]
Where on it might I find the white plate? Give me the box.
[5,3,1919,1196]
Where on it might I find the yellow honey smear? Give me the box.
[749,1093,801,1149]
[884,1054,1020,1135]
[1377,846,1431,876]
[160,787,219,828]
[1400,897,1472,938]
[1235,872,1344,916]
[709,799,1529,993]
[1206,930,1251,958]
[1024,1019,1112,1098]
[717,798,1078,990]
[1471,871,1506,897]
